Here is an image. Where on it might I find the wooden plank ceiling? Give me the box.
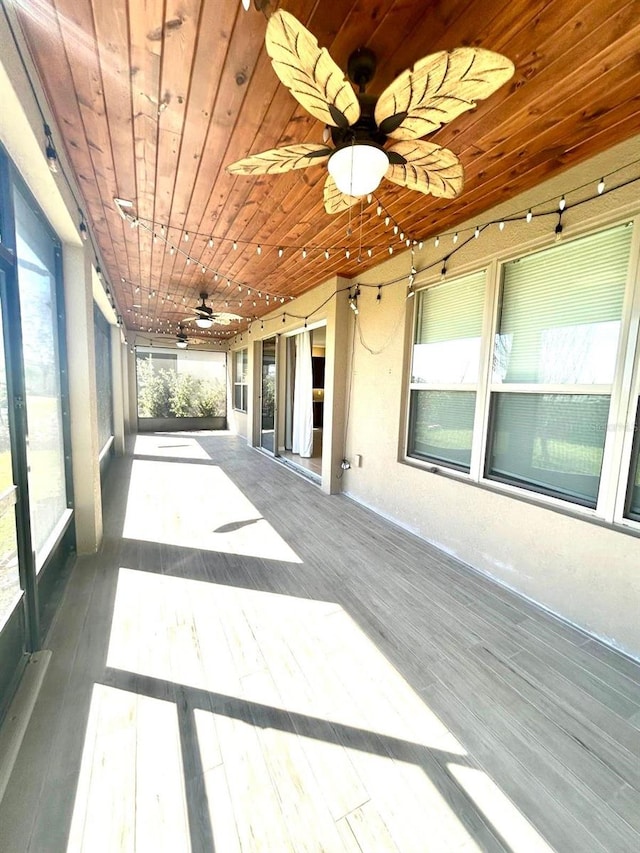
[15,0,640,343]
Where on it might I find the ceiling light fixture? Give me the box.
[327,143,389,197]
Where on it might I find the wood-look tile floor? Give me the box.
[1,433,638,852]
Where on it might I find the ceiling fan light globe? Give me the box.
[196,317,213,329]
[176,339,188,349]
[328,144,389,197]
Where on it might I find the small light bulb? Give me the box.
[184,232,189,242]
[499,220,505,231]
[302,247,307,258]
[233,241,237,250]
[559,195,566,211]
[453,232,458,244]
[169,245,175,255]
[367,248,373,258]
[278,247,283,257]
[367,193,372,203]
[324,249,330,260]
[256,245,262,255]
[418,241,423,250]
[388,246,394,255]
[393,225,399,235]
[474,226,480,239]
[377,204,382,216]
[526,209,533,223]
[385,216,390,226]
[208,237,214,248]
[598,177,605,194]
[435,236,440,247]
[345,249,350,259]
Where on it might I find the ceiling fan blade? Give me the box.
[385,141,463,198]
[323,175,359,215]
[266,10,360,129]
[228,143,331,175]
[375,47,514,140]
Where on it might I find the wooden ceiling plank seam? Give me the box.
[429,0,640,158]
[388,34,640,232]
[230,72,640,299]
[89,0,142,290]
[150,0,206,321]
[45,0,129,287]
[211,0,640,288]
[127,0,164,315]
[175,0,484,300]
[263,73,640,290]
[202,2,522,280]
[15,0,125,287]
[216,0,600,253]
[163,0,262,312]
[173,12,277,310]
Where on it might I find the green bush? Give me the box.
[137,357,225,418]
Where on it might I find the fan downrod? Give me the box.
[347,48,377,93]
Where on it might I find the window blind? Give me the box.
[496,223,632,384]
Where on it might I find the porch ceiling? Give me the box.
[12,0,640,341]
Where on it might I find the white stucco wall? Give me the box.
[237,136,640,658]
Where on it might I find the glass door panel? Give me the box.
[0,291,21,630]
[260,337,277,453]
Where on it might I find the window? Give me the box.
[487,224,631,507]
[408,271,486,471]
[406,220,640,524]
[14,185,69,560]
[233,348,248,412]
[626,399,640,521]
[94,306,113,453]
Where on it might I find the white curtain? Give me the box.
[292,331,314,457]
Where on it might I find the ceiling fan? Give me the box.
[227,11,514,214]
[182,293,243,328]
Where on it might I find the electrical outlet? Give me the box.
[355,454,362,467]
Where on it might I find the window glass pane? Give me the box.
[408,390,476,471]
[626,398,640,521]
[136,348,226,417]
[13,187,68,559]
[0,294,21,628]
[487,393,610,506]
[495,224,632,384]
[94,306,113,452]
[413,271,485,384]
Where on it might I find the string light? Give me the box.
[388,246,394,255]
[208,237,214,248]
[598,177,605,194]
[278,247,284,257]
[499,220,505,231]
[233,241,238,250]
[526,209,533,223]
[377,204,382,216]
[256,245,262,255]
[324,249,330,260]
[43,123,58,173]
[435,236,440,247]
[302,247,307,258]
[559,195,566,211]
[474,225,480,238]
[453,232,458,244]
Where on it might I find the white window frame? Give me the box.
[233,347,248,412]
[404,214,640,532]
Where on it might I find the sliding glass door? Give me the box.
[260,337,277,453]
